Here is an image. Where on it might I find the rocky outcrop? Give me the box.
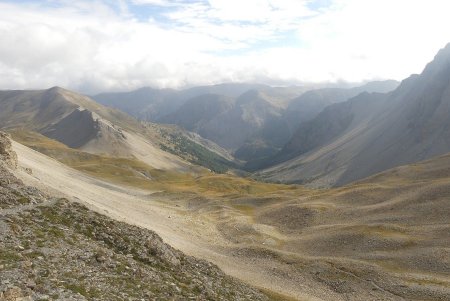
[0,132,17,169]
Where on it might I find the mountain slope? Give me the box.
[247,151,450,300]
[162,90,287,154]
[94,84,313,162]
[0,87,236,172]
[284,80,398,131]
[269,91,388,167]
[0,133,270,301]
[8,123,450,300]
[161,93,235,132]
[259,43,450,187]
[0,87,190,170]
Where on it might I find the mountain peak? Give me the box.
[47,86,66,93]
[421,42,450,76]
[237,89,268,105]
[437,42,450,56]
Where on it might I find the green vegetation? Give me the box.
[0,250,21,262]
[159,130,237,173]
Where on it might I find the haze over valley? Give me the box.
[0,1,449,301]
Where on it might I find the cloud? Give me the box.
[132,0,171,5]
[0,0,449,93]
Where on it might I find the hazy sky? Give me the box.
[1,0,450,93]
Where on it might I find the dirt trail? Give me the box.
[13,141,321,301]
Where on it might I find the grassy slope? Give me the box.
[9,129,296,197]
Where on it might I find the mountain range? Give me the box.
[259,43,450,187]
[4,43,450,188]
[1,43,450,301]
[94,80,399,169]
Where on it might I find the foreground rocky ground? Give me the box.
[0,132,270,301]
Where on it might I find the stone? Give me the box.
[0,132,18,169]
[25,280,36,290]
[1,286,23,300]
[95,253,107,263]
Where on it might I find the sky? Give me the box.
[0,0,450,93]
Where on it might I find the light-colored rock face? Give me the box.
[0,132,17,169]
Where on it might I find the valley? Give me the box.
[2,2,450,301]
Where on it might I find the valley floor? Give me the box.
[13,142,450,301]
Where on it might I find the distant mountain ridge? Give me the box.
[258,43,450,187]
[156,82,398,167]
[92,83,275,121]
[92,81,399,170]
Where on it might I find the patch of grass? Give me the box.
[63,283,88,297]
[232,204,255,215]
[39,205,71,226]
[0,250,21,262]
[17,197,30,204]
[405,276,450,287]
[25,250,45,259]
[47,227,65,238]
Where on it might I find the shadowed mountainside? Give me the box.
[161,82,398,168]
[284,80,399,132]
[259,43,450,187]
[163,90,287,152]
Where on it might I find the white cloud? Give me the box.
[0,0,449,93]
[132,0,171,5]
